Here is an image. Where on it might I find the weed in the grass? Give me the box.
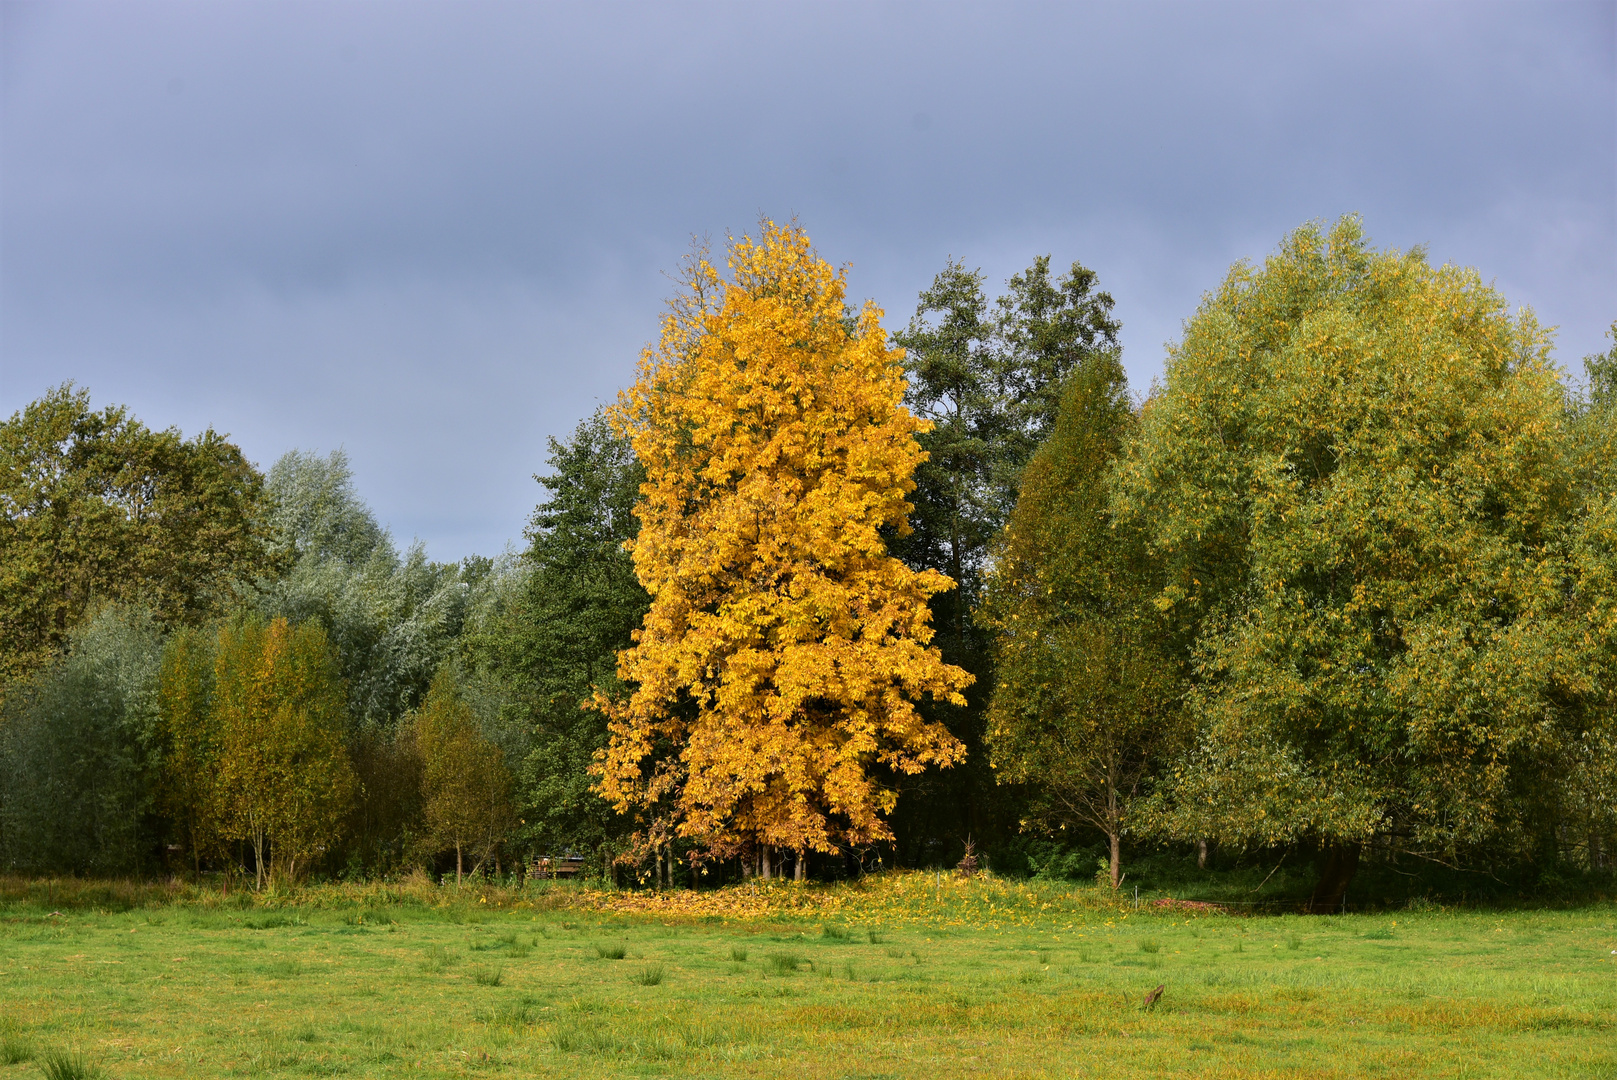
[472,965,504,986]
[886,947,905,958]
[1019,969,1043,984]
[420,945,456,973]
[1363,927,1394,940]
[0,1035,33,1064]
[263,958,303,978]
[765,953,804,975]
[478,996,546,1026]
[821,924,849,941]
[1139,940,1161,954]
[1037,950,1051,964]
[292,1023,321,1043]
[632,962,666,986]
[507,939,532,958]
[729,944,748,962]
[38,1051,104,1080]
[595,942,627,960]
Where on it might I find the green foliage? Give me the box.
[0,606,163,874]
[155,625,220,872]
[1116,217,1597,867]
[412,666,515,883]
[213,616,357,887]
[888,255,1121,862]
[980,351,1186,888]
[0,384,274,688]
[468,411,647,861]
[258,449,491,730]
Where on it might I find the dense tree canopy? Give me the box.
[467,411,647,862]
[981,352,1185,888]
[0,385,274,687]
[597,222,971,864]
[1116,218,1592,907]
[214,616,356,888]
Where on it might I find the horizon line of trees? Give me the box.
[2,215,1613,905]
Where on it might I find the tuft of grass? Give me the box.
[477,995,546,1027]
[263,958,304,978]
[0,1035,34,1065]
[631,962,665,986]
[594,942,626,960]
[1037,950,1051,964]
[866,929,882,945]
[886,946,906,958]
[821,924,849,941]
[729,944,748,962]
[764,952,804,975]
[38,1051,104,1080]
[1139,940,1161,954]
[1362,927,1394,940]
[1286,934,1303,950]
[242,914,299,930]
[419,945,456,974]
[472,965,504,986]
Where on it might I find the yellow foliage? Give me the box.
[594,221,971,858]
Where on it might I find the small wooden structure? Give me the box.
[527,854,586,881]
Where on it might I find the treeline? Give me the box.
[1,216,1613,904]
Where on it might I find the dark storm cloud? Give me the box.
[3,1,1613,558]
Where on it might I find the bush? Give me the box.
[0,607,163,875]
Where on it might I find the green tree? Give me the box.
[259,449,474,729]
[0,385,274,688]
[467,410,647,866]
[1557,323,1617,870]
[0,605,164,875]
[980,355,1184,888]
[413,666,515,883]
[1116,218,1586,909]
[155,625,221,875]
[214,616,356,888]
[888,256,1121,861]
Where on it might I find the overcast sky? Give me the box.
[3,1,1613,561]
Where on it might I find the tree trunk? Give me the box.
[1198,839,1209,870]
[795,849,805,882]
[1306,842,1361,914]
[761,845,772,880]
[456,840,464,886]
[1109,831,1122,889]
[252,825,267,892]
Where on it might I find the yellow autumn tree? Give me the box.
[214,616,356,889]
[594,222,972,872]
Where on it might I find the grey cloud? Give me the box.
[4,0,1612,559]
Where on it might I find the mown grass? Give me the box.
[1,872,1614,1078]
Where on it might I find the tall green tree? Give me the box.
[0,385,274,688]
[887,256,1120,861]
[1117,218,1588,909]
[1557,323,1617,870]
[980,355,1185,888]
[468,410,647,864]
[412,666,515,883]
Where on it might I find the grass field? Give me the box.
[2,874,1614,1079]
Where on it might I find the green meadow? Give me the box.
[2,877,1614,1079]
